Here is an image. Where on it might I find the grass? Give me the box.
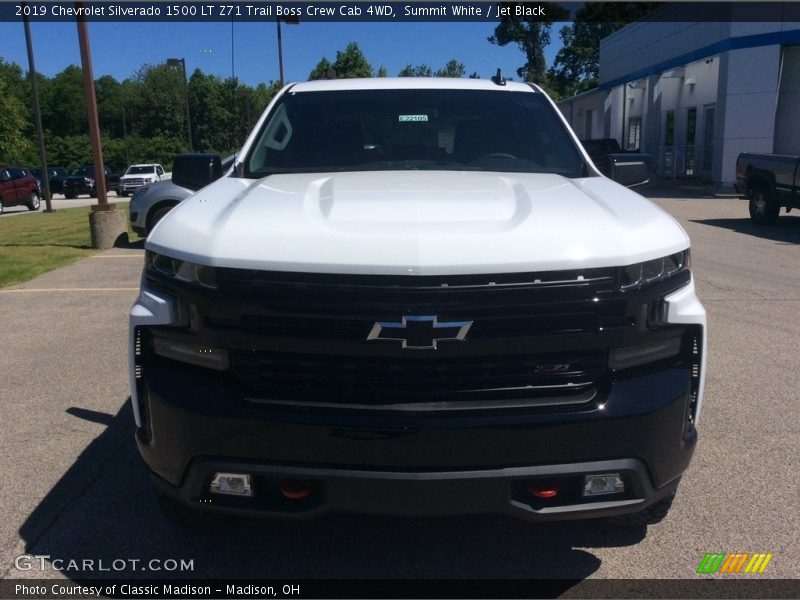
[0,203,141,288]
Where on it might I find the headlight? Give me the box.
[621,250,690,291]
[87,178,95,185]
[146,251,218,289]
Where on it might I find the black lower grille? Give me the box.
[231,350,608,410]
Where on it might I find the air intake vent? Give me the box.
[134,326,151,439]
[688,333,702,424]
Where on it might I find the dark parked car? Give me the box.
[62,165,121,199]
[30,166,69,195]
[0,166,41,214]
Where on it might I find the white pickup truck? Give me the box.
[130,77,706,525]
[117,163,168,197]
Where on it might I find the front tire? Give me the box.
[749,185,779,225]
[0,196,4,214]
[65,193,76,200]
[27,191,41,211]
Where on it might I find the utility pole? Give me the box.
[76,2,126,248]
[122,106,129,165]
[276,15,299,87]
[22,3,53,212]
[76,9,108,207]
[167,58,193,151]
[276,19,284,86]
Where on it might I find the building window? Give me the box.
[685,107,697,175]
[627,117,642,150]
[686,107,697,146]
[665,111,675,147]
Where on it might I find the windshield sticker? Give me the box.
[398,114,429,122]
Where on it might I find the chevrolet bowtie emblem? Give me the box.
[367,315,473,349]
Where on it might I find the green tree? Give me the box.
[308,42,373,80]
[0,77,34,163]
[188,69,232,152]
[129,64,186,140]
[488,2,570,84]
[308,57,333,80]
[548,3,656,99]
[376,66,388,77]
[41,65,86,137]
[398,64,433,77]
[95,74,124,137]
[399,60,465,78]
[332,42,373,78]
[435,60,466,78]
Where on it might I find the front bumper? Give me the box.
[150,455,682,521]
[129,273,706,520]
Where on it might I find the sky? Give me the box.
[0,20,562,86]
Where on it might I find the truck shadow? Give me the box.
[691,216,800,245]
[17,400,646,582]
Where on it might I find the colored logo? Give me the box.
[696,552,773,574]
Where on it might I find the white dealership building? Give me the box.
[558,6,800,191]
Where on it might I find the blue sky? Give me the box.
[0,20,562,85]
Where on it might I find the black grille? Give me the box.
[206,266,632,344]
[146,266,689,412]
[231,350,608,410]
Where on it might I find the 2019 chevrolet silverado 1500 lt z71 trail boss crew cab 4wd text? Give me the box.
[130,78,706,524]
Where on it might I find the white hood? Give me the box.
[146,171,689,276]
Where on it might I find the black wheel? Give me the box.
[749,185,779,225]
[118,190,128,197]
[0,196,4,215]
[147,205,175,235]
[65,193,76,199]
[614,491,676,526]
[27,191,41,211]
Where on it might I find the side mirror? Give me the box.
[608,156,654,188]
[172,153,223,191]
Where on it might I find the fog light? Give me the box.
[583,473,624,496]
[210,473,253,497]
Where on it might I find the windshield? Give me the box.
[72,167,94,176]
[245,89,584,178]
[126,166,154,174]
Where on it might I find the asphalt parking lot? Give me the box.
[0,195,798,588]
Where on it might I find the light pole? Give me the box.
[167,57,193,152]
[22,3,53,212]
[276,16,299,87]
